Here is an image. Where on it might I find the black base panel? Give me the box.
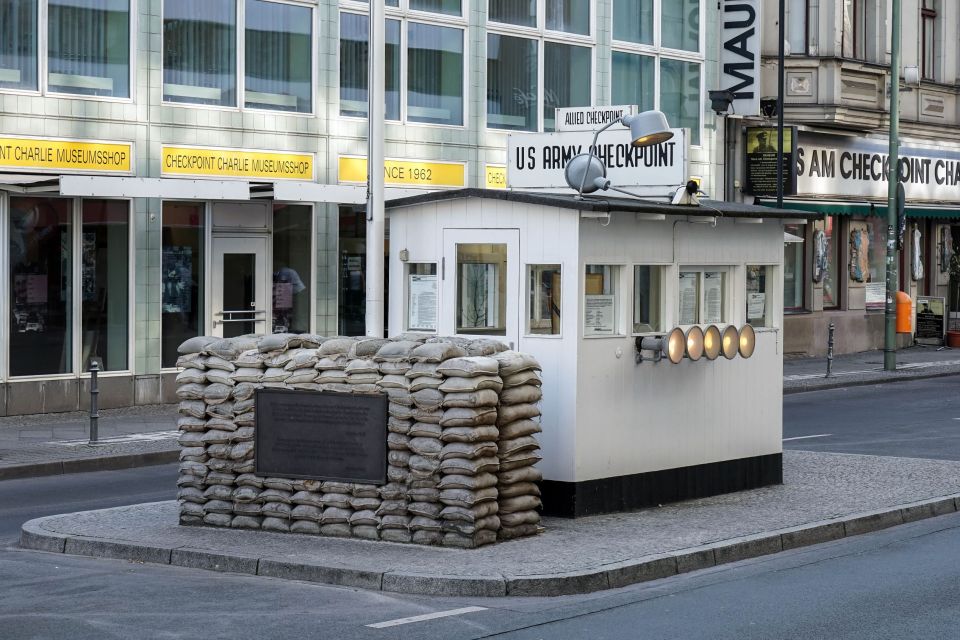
[540,453,783,518]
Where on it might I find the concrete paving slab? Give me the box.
[20,451,960,597]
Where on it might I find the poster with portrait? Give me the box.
[162,247,193,314]
[744,126,798,197]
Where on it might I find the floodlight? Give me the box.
[685,326,704,361]
[703,325,722,360]
[721,325,739,360]
[637,327,686,364]
[739,324,756,359]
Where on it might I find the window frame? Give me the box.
[582,262,625,338]
[338,0,469,129]
[630,262,667,336]
[525,262,563,338]
[677,266,731,326]
[783,223,807,313]
[745,263,777,329]
[609,0,704,147]
[485,0,596,133]
[921,0,937,81]
[404,260,439,333]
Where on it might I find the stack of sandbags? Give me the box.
[493,351,544,540]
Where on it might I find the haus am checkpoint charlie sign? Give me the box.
[507,127,687,196]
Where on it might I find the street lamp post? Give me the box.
[885,0,902,371]
[365,1,386,338]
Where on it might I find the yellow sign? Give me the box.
[162,146,314,180]
[339,156,465,188]
[0,136,132,173]
[485,165,507,190]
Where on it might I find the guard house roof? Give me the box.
[383,188,819,220]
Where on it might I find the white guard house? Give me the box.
[386,189,816,517]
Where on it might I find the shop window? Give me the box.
[272,204,312,334]
[244,0,312,113]
[407,263,438,332]
[161,202,204,369]
[527,264,561,335]
[486,33,538,131]
[584,265,620,336]
[784,223,805,311]
[339,13,401,120]
[746,265,774,328]
[0,0,38,91]
[456,244,506,336]
[679,269,725,325]
[863,219,887,311]
[632,265,663,333]
[408,22,463,125]
[8,197,72,376]
[163,0,237,106]
[81,200,128,371]
[48,0,130,98]
[822,216,839,309]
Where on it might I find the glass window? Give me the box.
[822,216,839,309]
[161,202,204,369]
[842,0,867,59]
[922,0,937,80]
[543,42,591,132]
[0,0,38,91]
[545,0,589,35]
[679,269,725,324]
[456,244,507,335]
[633,265,663,333]
[339,13,401,120]
[611,51,654,112]
[584,265,620,336]
[489,0,535,27]
[864,219,886,311]
[244,0,312,113]
[613,0,653,45]
[746,265,773,328]
[8,197,72,376]
[661,0,699,52]
[678,271,700,325]
[48,0,130,98]
[410,0,460,16]
[487,34,537,131]
[407,263,438,332]
[163,0,236,106]
[407,22,463,126]
[660,58,700,145]
[527,264,561,335]
[272,204,312,334]
[81,200,128,371]
[787,0,809,56]
[784,224,805,310]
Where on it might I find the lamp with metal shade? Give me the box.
[721,325,739,360]
[637,327,686,364]
[623,111,673,147]
[703,325,722,360]
[685,325,705,361]
[739,324,757,359]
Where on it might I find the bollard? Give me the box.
[825,322,836,378]
[89,361,99,444]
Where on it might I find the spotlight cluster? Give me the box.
[636,325,756,364]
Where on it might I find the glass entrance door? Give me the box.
[211,236,269,338]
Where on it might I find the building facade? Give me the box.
[0,0,724,414]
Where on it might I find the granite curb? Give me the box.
[19,493,960,598]
[0,449,179,481]
[783,365,960,395]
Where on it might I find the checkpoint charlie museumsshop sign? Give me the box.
[0,136,132,173]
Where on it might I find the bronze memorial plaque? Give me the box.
[255,389,387,484]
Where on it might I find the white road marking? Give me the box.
[53,431,179,446]
[783,434,833,442]
[366,606,488,629]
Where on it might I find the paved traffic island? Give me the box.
[21,450,960,597]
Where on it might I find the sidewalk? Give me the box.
[21,450,960,597]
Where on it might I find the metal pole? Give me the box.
[825,322,836,378]
[885,0,902,371]
[365,0,386,338]
[89,362,99,444]
[776,0,785,208]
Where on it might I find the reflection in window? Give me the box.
[339,13,401,120]
[613,0,653,45]
[633,265,662,333]
[407,263,438,332]
[584,265,620,336]
[161,202,204,368]
[8,197,72,376]
[272,204,312,334]
[662,0,699,51]
[456,244,506,335]
[822,216,839,308]
[163,0,236,106]
[0,0,38,91]
[48,0,130,98]
[81,200,129,371]
[660,58,700,145]
[784,224,805,310]
[611,51,654,112]
[746,265,773,328]
[527,265,561,335]
[543,42,591,132]
[489,0,536,27]
[487,34,537,131]
[408,22,463,125]
[545,0,589,35]
[244,0,312,113]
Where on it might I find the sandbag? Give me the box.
[408,437,442,458]
[405,362,442,379]
[204,355,236,372]
[379,360,413,375]
[496,403,540,425]
[500,510,540,527]
[318,337,356,356]
[493,351,541,376]
[437,356,499,378]
[350,338,390,358]
[178,335,218,355]
[439,487,498,508]
[204,369,234,386]
[176,383,206,401]
[374,340,421,362]
[500,385,543,405]
[438,472,498,491]
[316,370,348,384]
[345,359,379,374]
[175,369,205,385]
[497,436,540,457]
[439,456,499,476]
[315,356,347,370]
[498,482,541,499]
[499,495,542,513]
[377,374,409,389]
[440,426,499,443]
[176,353,206,370]
[440,441,498,460]
[409,377,443,392]
[202,383,232,404]
[179,400,206,418]
[499,451,542,471]
[440,407,498,427]
[411,342,467,363]
[499,419,542,440]
[408,422,442,438]
[257,333,301,353]
[502,370,542,388]
[442,389,499,408]
[290,505,322,522]
[291,491,324,507]
[290,520,321,535]
[439,376,503,393]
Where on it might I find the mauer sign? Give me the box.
[797,133,960,201]
[507,128,687,196]
[720,0,761,116]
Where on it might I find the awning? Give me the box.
[760,198,960,220]
[0,174,61,193]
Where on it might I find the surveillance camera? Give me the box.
[760,98,779,119]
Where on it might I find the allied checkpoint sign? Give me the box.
[507,128,687,197]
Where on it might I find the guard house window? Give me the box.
[272,204,312,334]
[486,1,593,132]
[633,265,663,333]
[746,265,773,328]
[842,0,869,60]
[922,0,937,81]
[0,0,38,91]
[163,0,236,106]
[407,263,438,332]
[584,265,620,336]
[81,200,129,371]
[161,202,205,369]
[784,223,805,311]
[611,0,703,145]
[48,0,130,98]
[527,264,561,335]
[456,244,507,336]
[678,269,725,325]
[339,1,465,126]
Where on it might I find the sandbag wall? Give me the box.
[175,333,544,548]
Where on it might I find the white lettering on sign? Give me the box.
[720,0,761,116]
[556,105,637,132]
[506,128,687,196]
